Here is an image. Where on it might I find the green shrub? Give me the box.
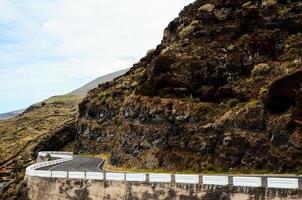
[251,63,272,78]
[262,0,277,7]
[259,87,268,96]
[179,20,199,39]
[236,34,251,48]
[206,163,215,171]
[227,98,239,108]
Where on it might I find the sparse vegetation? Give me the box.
[261,0,277,7]
[76,0,302,175]
[0,95,82,199]
[227,98,239,108]
[0,95,82,164]
[259,87,268,96]
[251,63,272,78]
[278,7,290,17]
[43,95,82,104]
[179,20,199,39]
[284,33,302,58]
[246,99,259,108]
[235,34,251,48]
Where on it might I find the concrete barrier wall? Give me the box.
[86,172,104,180]
[26,177,302,200]
[32,170,52,178]
[25,152,302,190]
[106,173,125,181]
[203,176,229,186]
[267,178,299,189]
[26,152,73,178]
[175,174,199,184]
[69,172,86,179]
[149,174,171,183]
[233,177,262,187]
[126,173,146,182]
[52,171,68,178]
[38,151,73,157]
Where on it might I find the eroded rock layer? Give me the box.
[76,0,302,173]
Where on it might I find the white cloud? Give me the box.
[0,0,194,113]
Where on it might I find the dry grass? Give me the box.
[0,95,83,168]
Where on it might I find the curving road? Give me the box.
[38,156,104,172]
[32,153,302,189]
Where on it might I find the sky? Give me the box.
[0,0,194,113]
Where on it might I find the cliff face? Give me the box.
[76,0,302,173]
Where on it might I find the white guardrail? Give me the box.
[26,151,74,177]
[25,152,302,189]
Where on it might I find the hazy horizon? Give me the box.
[0,0,194,113]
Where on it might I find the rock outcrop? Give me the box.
[76,0,302,173]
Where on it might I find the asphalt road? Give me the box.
[38,156,103,172]
[33,155,302,189]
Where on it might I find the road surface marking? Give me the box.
[97,160,105,171]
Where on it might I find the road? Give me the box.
[37,156,301,178]
[38,156,103,172]
[32,154,302,189]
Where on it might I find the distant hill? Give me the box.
[0,68,129,120]
[69,68,129,96]
[0,109,25,120]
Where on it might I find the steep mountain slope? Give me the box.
[0,69,130,198]
[76,0,302,173]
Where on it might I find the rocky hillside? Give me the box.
[76,0,302,173]
[0,95,82,199]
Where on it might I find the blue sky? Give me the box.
[0,0,193,113]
